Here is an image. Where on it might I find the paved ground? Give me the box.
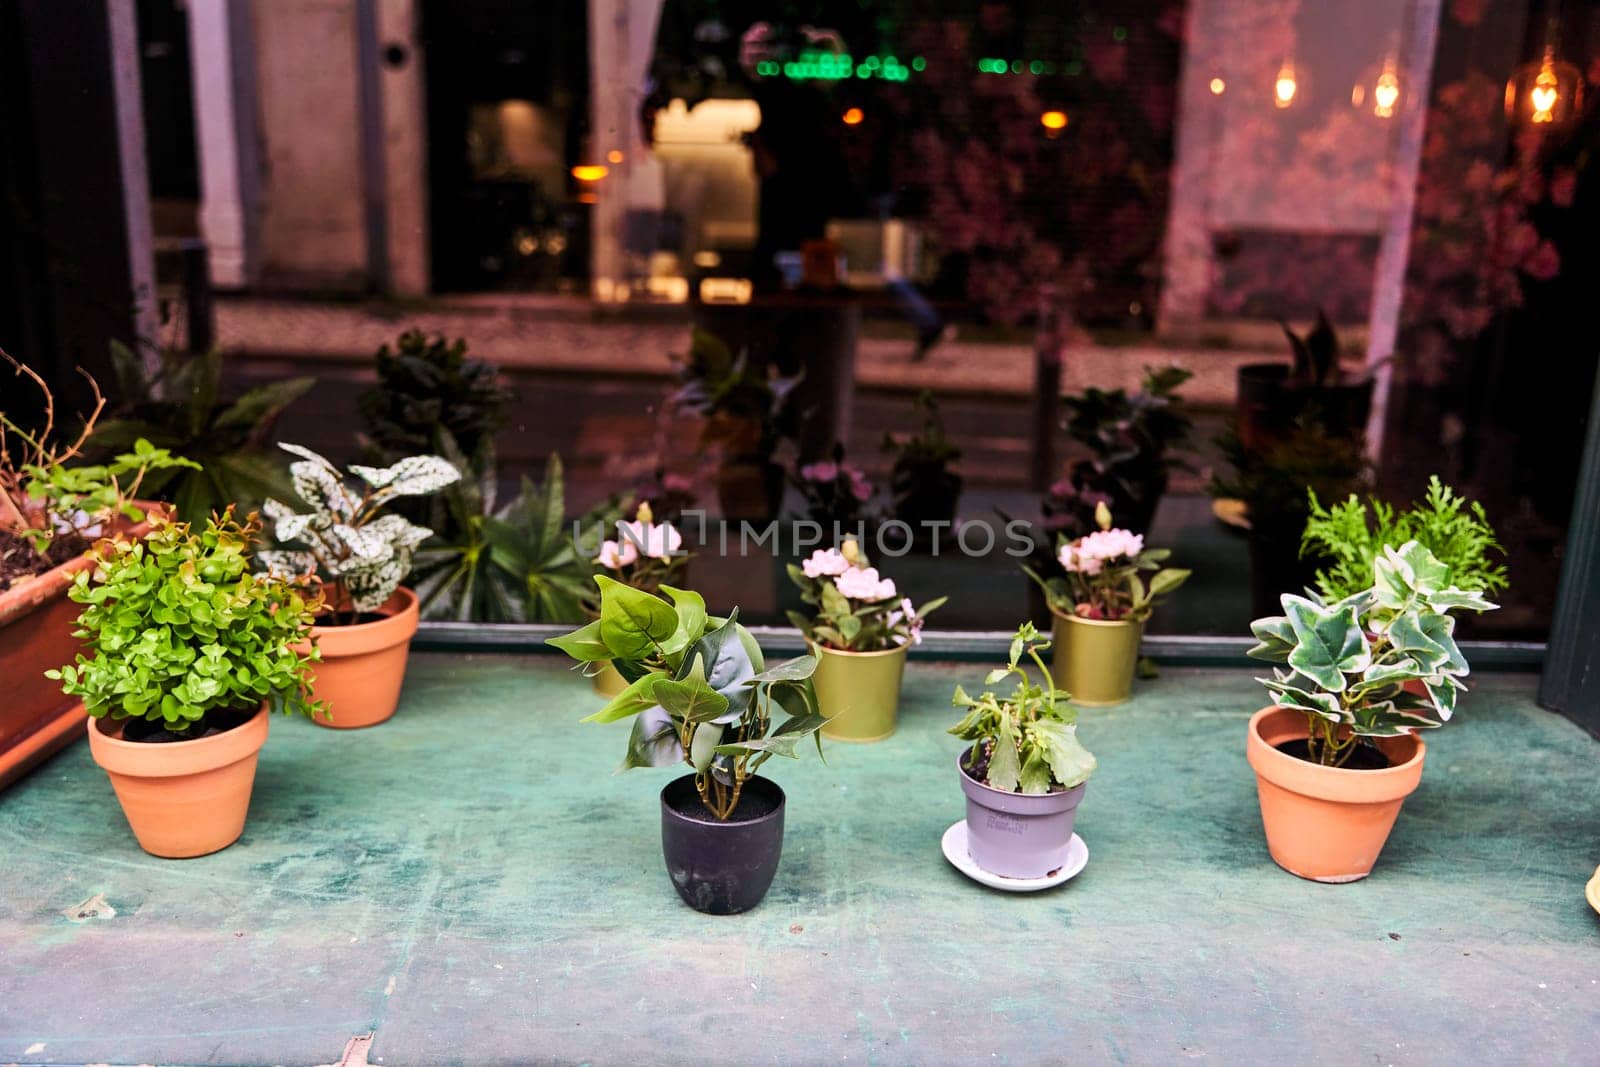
[1,657,1594,1066]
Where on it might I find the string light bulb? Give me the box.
[841,106,864,126]
[1209,77,1226,95]
[1274,60,1297,108]
[1506,20,1583,128]
[1040,109,1068,130]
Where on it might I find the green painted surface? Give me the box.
[1,655,1596,1066]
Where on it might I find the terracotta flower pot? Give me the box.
[957,749,1087,879]
[814,643,908,743]
[1246,706,1426,883]
[86,705,269,858]
[0,504,163,791]
[309,587,419,729]
[1049,610,1143,706]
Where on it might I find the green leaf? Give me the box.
[1031,720,1098,790]
[747,655,817,684]
[652,656,730,724]
[986,718,1020,793]
[1283,594,1370,693]
[621,706,684,770]
[1147,568,1190,597]
[658,585,708,658]
[680,613,759,724]
[596,575,677,659]
[546,619,611,662]
[1018,750,1053,795]
[581,672,662,724]
[689,721,722,772]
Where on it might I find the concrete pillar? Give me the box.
[185,0,261,289]
[374,0,429,296]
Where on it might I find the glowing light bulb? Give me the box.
[1274,61,1297,108]
[1531,50,1560,123]
[571,164,608,182]
[842,106,864,125]
[1040,109,1068,130]
[606,149,624,164]
[1373,66,1400,118]
[1209,77,1226,95]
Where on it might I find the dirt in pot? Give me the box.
[666,784,781,823]
[120,705,258,744]
[1274,738,1393,771]
[0,528,89,589]
[314,610,391,627]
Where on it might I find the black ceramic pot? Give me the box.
[659,774,785,915]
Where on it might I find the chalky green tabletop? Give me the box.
[1,654,1596,1065]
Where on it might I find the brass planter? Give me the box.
[1049,610,1143,707]
[592,660,629,698]
[814,643,908,743]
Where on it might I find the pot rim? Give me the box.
[811,640,911,659]
[310,586,420,657]
[956,746,1086,803]
[311,585,418,633]
[660,772,785,827]
[1048,607,1144,630]
[87,702,269,777]
[1247,705,1426,804]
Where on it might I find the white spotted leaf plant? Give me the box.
[259,443,459,619]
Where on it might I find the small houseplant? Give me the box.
[548,580,825,915]
[948,622,1097,880]
[260,443,459,728]
[669,329,801,520]
[1,355,190,789]
[787,538,944,742]
[792,444,873,532]
[48,511,322,857]
[1025,503,1189,706]
[1235,311,1374,453]
[1056,365,1191,537]
[585,499,690,696]
[1300,477,1507,604]
[882,390,962,548]
[1245,540,1498,882]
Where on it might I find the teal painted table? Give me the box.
[1,656,1596,1065]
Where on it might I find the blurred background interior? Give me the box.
[2,0,1596,639]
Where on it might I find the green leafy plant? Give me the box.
[1210,419,1368,538]
[786,538,944,651]
[548,581,825,821]
[882,390,962,528]
[1025,503,1189,621]
[670,329,802,467]
[48,511,324,736]
[1301,477,1507,603]
[1055,365,1191,536]
[1282,311,1342,390]
[948,622,1097,794]
[90,343,312,524]
[2,353,194,561]
[359,331,511,467]
[1247,541,1498,767]
[259,443,460,620]
[410,453,602,624]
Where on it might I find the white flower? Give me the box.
[801,548,849,578]
[1062,527,1143,573]
[836,565,896,602]
[891,597,925,646]
[618,519,683,561]
[596,539,639,569]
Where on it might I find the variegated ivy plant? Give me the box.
[259,443,460,620]
[1247,540,1498,767]
[548,578,825,821]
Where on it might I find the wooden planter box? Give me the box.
[0,506,161,790]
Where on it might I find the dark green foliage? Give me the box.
[1055,365,1191,535]
[883,391,962,527]
[669,329,802,461]
[1211,420,1368,541]
[90,343,312,524]
[1283,310,1340,389]
[359,331,511,465]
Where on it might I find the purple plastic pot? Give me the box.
[957,749,1087,879]
[660,774,785,915]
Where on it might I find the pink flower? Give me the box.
[890,597,926,646]
[849,471,873,502]
[618,520,683,561]
[836,565,896,602]
[596,539,638,570]
[801,548,849,578]
[800,462,838,483]
[1523,240,1560,281]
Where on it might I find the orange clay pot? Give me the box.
[86,705,268,858]
[308,587,419,729]
[1247,706,1425,883]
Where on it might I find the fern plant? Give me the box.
[1301,477,1506,603]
